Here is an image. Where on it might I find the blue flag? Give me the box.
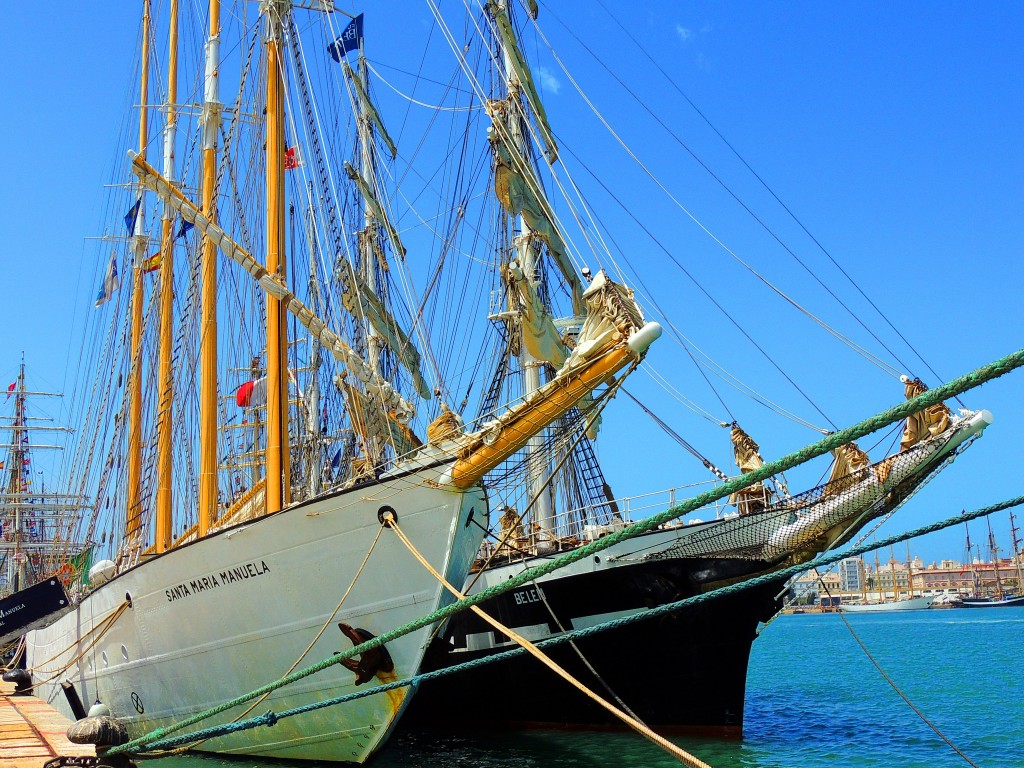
[176,218,195,239]
[124,198,141,237]
[95,253,121,307]
[328,14,363,61]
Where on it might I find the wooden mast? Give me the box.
[124,0,151,550]
[155,0,180,552]
[264,0,290,514]
[197,0,221,536]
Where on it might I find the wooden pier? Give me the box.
[0,680,94,768]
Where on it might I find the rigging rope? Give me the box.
[113,493,1023,761]
[105,346,1023,757]
[591,0,956,397]
[550,1,910,383]
[812,572,981,768]
[385,513,711,768]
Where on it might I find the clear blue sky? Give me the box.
[1,2,1021,565]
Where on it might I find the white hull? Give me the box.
[26,465,486,762]
[839,595,935,612]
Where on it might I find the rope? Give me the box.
[25,600,131,694]
[116,494,1023,757]
[107,347,1023,755]
[833,600,980,767]
[156,524,387,756]
[375,513,709,767]
[531,572,644,722]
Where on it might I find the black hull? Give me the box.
[403,555,786,735]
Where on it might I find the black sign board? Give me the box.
[0,578,72,646]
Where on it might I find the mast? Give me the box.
[0,362,81,596]
[354,53,383,466]
[263,0,291,514]
[985,516,1004,599]
[494,1,554,532]
[873,546,882,602]
[154,0,180,553]
[125,0,151,551]
[889,546,899,601]
[905,542,915,598]
[964,524,980,596]
[1010,511,1024,594]
[197,0,221,535]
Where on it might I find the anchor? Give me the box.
[335,622,394,685]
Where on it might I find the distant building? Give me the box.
[838,557,863,592]
[789,568,838,603]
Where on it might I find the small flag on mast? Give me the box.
[176,218,195,239]
[142,251,162,274]
[95,253,122,307]
[5,383,14,400]
[124,198,142,237]
[284,145,301,170]
[328,14,363,62]
[235,377,268,408]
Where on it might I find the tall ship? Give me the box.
[15,0,993,758]
[960,517,1024,608]
[391,0,992,735]
[0,361,90,646]
[22,1,658,762]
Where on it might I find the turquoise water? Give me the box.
[150,608,1022,767]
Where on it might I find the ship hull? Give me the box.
[960,594,1024,608]
[405,539,785,733]
[26,467,486,762]
[405,411,991,733]
[838,595,935,612]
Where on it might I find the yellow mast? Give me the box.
[197,0,221,536]
[264,0,290,514]
[125,0,151,547]
[155,0,180,552]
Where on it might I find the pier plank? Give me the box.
[0,680,95,768]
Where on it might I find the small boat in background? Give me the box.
[839,595,935,612]
[960,594,1024,608]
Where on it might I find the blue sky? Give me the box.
[0,2,1021,565]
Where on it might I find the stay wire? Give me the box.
[589,0,958,402]
[552,0,908,381]
[560,140,836,431]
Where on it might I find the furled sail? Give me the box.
[343,62,397,159]
[443,271,661,489]
[344,162,407,259]
[899,376,951,451]
[128,152,422,453]
[821,441,870,497]
[489,120,584,315]
[503,259,567,368]
[335,371,422,461]
[336,257,431,400]
[728,423,768,516]
[486,0,557,164]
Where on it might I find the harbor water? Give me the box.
[148,607,1022,767]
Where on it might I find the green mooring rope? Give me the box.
[121,494,1024,753]
[108,347,1024,755]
